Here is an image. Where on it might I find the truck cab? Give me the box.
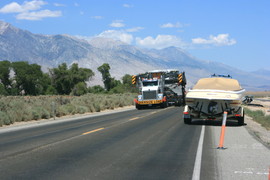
[133,70,186,109]
[136,78,167,109]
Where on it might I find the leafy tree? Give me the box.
[12,61,44,95]
[71,82,88,96]
[0,60,12,93]
[97,63,113,91]
[45,85,57,95]
[109,84,125,94]
[50,63,94,95]
[0,83,8,95]
[97,63,123,91]
[122,74,138,93]
[50,63,70,94]
[88,85,105,94]
[40,73,53,94]
[70,63,94,86]
[122,74,132,86]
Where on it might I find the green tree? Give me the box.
[0,83,8,95]
[12,61,44,95]
[122,74,137,93]
[70,63,94,86]
[40,73,53,94]
[88,85,105,93]
[50,63,70,94]
[71,82,88,96]
[97,63,112,91]
[50,63,94,95]
[0,60,12,94]
[122,74,132,86]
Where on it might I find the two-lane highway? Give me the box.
[2,106,268,180]
[0,107,211,179]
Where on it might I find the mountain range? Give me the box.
[0,20,269,91]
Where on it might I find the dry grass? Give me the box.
[243,92,270,130]
[0,93,136,126]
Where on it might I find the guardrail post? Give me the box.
[217,111,227,149]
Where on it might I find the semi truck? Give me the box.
[132,69,186,110]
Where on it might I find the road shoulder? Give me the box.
[211,122,270,180]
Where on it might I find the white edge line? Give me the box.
[192,125,205,180]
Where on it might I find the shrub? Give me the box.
[0,93,137,125]
[32,107,41,120]
[0,111,10,126]
[75,105,89,114]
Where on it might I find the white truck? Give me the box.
[132,69,186,110]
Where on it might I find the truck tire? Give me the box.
[184,118,192,124]
[161,101,168,108]
[136,104,142,110]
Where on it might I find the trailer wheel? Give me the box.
[184,118,192,124]
[238,111,245,125]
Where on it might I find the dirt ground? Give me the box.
[244,97,270,148]
[245,97,270,115]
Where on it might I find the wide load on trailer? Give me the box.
[132,69,186,109]
[183,74,245,125]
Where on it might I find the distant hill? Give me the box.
[252,69,270,77]
[0,20,269,90]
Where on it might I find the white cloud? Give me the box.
[123,4,133,8]
[0,0,62,20]
[54,3,65,7]
[136,35,187,49]
[192,34,236,46]
[161,22,182,28]
[110,20,125,28]
[16,10,62,20]
[98,30,133,44]
[91,16,103,19]
[0,0,46,13]
[126,27,144,32]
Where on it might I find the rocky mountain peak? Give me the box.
[88,37,127,49]
[0,21,20,35]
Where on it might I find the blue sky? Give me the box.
[0,0,269,72]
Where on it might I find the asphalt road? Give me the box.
[0,107,269,180]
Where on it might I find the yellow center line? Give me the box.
[82,128,105,135]
[129,117,140,121]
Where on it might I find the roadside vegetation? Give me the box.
[244,92,270,130]
[0,60,138,126]
[0,61,137,96]
[244,108,270,130]
[0,93,136,126]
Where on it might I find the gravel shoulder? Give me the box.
[245,115,270,149]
